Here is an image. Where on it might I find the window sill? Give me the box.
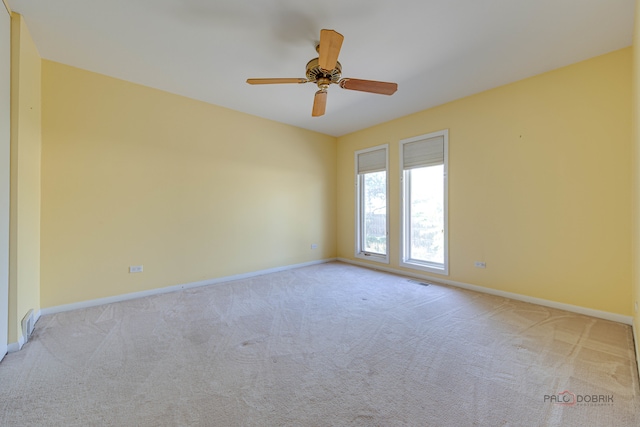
[400,260,448,276]
[356,252,389,264]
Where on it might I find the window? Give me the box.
[400,130,448,274]
[355,145,389,263]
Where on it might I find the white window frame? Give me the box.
[399,130,449,275]
[355,144,389,264]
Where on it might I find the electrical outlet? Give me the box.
[635,301,638,313]
[311,244,318,249]
[129,265,143,273]
[474,261,486,268]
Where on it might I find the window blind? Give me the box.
[402,135,444,170]
[357,148,386,174]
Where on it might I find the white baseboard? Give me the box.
[41,258,337,317]
[633,324,640,389]
[338,257,634,325]
[18,258,634,353]
[7,309,41,353]
[7,340,21,353]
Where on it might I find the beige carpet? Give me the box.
[0,262,638,426]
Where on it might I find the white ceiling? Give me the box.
[9,0,636,137]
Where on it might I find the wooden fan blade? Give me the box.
[312,91,327,117]
[318,29,344,71]
[339,78,398,95]
[246,78,308,84]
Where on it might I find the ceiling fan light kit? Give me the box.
[247,29,398,117]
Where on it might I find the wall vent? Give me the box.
[21,309,35,344]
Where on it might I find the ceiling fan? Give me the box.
[247,29,398,117]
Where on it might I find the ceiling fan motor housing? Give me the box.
[306,58,342,85]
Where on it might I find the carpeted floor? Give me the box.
[0,262,638,426]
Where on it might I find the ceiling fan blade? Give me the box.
[246,78,308,84]
[312,91,327,117]
[339,78,398,95]
[318,29,344,71]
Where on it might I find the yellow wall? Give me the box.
[632,0,640,370]
[337,48,632,316]
[1,1,10,352]
[40,61,337,308]
[9,13,41,342]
